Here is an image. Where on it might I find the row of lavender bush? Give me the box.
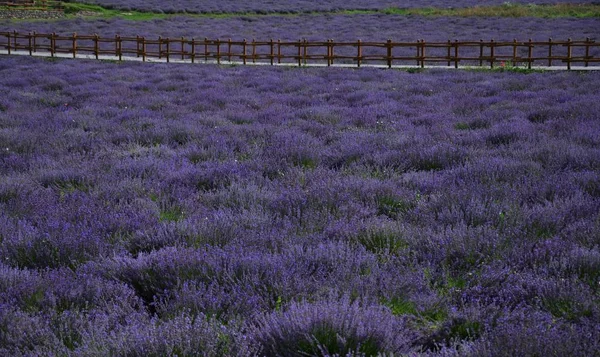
[62,0,594,14]
[0,56,599,355]
[3,15,599,41]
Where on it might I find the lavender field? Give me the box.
[1,55,599,355]
[3,14,599,41]
[62,0,593,14]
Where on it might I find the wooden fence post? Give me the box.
[357,39,362,67]
[7,31,12,55]
[117,34,122,61]
[165,37,170,63]
[228,38,232,62]
[191,38,195,63]
[243,39,247,65]
[512,38,517,65]
[252,38,256,64]
[114,34,118,59]
[386,39,392,68]
[204,37,208,62]
[416,39,421,67]
[567,38,572,70]
[270,38,274,65]
[50,32,56,57]
[181,37,185,61]
[94,33,98,59]
[136,35,140,58]
[478,39,483,66]
[489,39,494,69]
[216,38,221,64]
[158,36,162,59]
[277,39,281,64]
[303,38,307,65]
[548,38,552,67]
[585,37,590,68]
[72,32,77,58]
[13,30,17,52]
[32,31,36,53]
[420,39,425,68]
[28,32,32,55]
[326,39,331,66]
[142,36,146,62]
[118,34,123,61]
[454,39,459,69]
[526,38,532,69]
[297,39,302,67]
[330,39,335,66]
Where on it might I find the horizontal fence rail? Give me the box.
[1,31,599,69]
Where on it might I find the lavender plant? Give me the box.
[0,55,599,355]
[60,0,593,14]
[3,14,598,41]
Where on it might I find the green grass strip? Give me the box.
[383,3,600,18]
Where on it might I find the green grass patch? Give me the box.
[376,195,414,219]
[466,65,547,74]
[454,118,490,131]
[159,207,184,222]
[382,297,418,316]
[424,268,472,298]
[445,275,467,291]
[61,2,110,15]
[454,122,471,130]
[382,296,449,324]
[421,307,448,323]
[298,157,318,170]
[22,289,45,312]
[492,62,546,74]
[59,2,169,20]
[383,3,600,18]
[356,228,409,255]
[448,319,481,340]
[543,298,594,322]
[296,326,381,356]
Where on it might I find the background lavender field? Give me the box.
[1,55,599,355]
[62,0,594,14]
[4,15,599,41]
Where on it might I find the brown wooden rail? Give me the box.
[1,31,598,69]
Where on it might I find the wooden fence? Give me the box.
[1,31,599,69]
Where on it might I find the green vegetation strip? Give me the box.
[382,3,600,18]
[60,2,169,20]
[2,2,600,21]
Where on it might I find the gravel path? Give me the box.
[1,48,597,70]
[0,9,65,19]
